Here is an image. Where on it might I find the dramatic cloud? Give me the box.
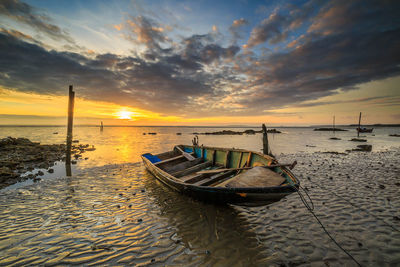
[235,0,400,113]
[0,28,239,116]
[0,0,399,118]
[0,0,73,42]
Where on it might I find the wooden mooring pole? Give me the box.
[262,124,269,155]
[357,112,361,138]
[66,85,75,176]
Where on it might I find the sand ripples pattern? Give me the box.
[0,149,399,266]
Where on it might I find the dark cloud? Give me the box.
[234,0,400,114]
[246,2,316,48]
[0,0,73,42]
[0,31,233,116]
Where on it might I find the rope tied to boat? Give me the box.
[292,184,362,267]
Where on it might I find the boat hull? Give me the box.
[142,146,299,205]
[357,128,373,133]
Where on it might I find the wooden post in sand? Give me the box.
[66,85,75,176]
[262,124,269,155]
[357,112,361,138]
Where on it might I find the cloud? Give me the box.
[246,3,315,48]
[123,15,170,51]
[0,30,238,116]
[1,0,399,119]
[229,18,248,43]
[0,0,74,42]
[235,0,400,114]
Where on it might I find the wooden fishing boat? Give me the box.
[141,145,300,205]
[356,112,373,133]
[357,127,373,133]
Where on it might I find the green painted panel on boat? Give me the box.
[205,148,213,162]
[215,150,226,165]
[229,151,240,168]
[250,154,269,166]
[241,152,250,167]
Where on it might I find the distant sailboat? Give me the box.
[356,112,373,137]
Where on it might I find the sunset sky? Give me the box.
[0,0,399,126]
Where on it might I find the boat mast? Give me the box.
[333,115,335,132]
[357,112,362,138]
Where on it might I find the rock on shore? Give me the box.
[0,137,93,188]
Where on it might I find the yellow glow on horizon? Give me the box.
[115,109,135,120]
[0,75,398,126]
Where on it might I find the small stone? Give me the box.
[379,184,385,189]
[358,242,363,247]
[151,259,155,263]
[128,204,132,208]
[116,205,120,208]
[138,218,143,222]
[48,168,54,173]
[205,250,211,255]
[37,170,44,176]
[141,189,145,192]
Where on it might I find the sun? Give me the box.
[116,110,134,120]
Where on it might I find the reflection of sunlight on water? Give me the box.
[0,126,399,169]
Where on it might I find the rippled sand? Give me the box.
[0,149,399,266]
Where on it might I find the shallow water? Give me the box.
[0,126,399,168]
[0,148,399,266]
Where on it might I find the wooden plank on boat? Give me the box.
[237,152,243,168]
[164,157,203,174]
[246,152,252,167]
[181,173,207,184]
[224,151,230,168]
[154,154,185,166]
[172,161,212,178]
[175,146,196,161]
[196,163,296,174]
[218,167,286,188]
[212,150,216,165]
[196,170,237,186]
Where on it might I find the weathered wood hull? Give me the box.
[142,145,300,205]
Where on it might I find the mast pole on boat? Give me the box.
[358,112,362,138]
[333,115,335,133]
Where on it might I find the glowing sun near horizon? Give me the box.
[116,110,135,120]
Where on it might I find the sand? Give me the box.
[0,148,399,266]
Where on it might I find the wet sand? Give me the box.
[0,149,399,266]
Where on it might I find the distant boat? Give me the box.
[356,112,373,135]
[357,127,373,133]
[142,145,299,205]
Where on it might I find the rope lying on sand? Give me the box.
[293,185,362,267]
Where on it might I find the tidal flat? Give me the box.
[0,148,399,266]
